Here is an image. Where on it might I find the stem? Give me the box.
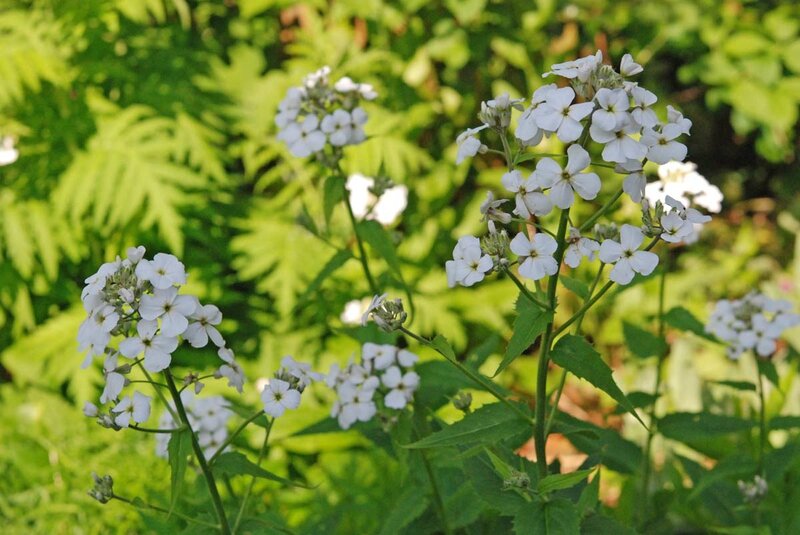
[208,410,266,465]
[499,131,515,171]
[534,208,571,479]
[502,266,550,310]
[164,370,231,535]
[420,445,451,535]
[399,327,533,424]
[341,178,378,295]
[137,363,180,423]
[553,237,661,339]
[640,255,670,527]
[756,365,767,477]
[579,188,624,233]
[129,425,186,434]
[112,494,220,529]
[543,264,605,436]
[233,418,273,534]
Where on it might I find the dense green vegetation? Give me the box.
[2,1,800,533]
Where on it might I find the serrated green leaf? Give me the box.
[495,295,553,376]
[658,412,755,442]
[378,485,430,535]
[559,275,589,299]
[358,219,413,306]
[212,452,310,488]
[711,380,757,392]
[622,322,668,359]
[757,359,781,389]
[536,468,594,495]
[404,402,529,449]
[167,429,191,514]
[577,469,599,516]
[323,174,344,227]
[549,335,645,427]
[297,248,353,306]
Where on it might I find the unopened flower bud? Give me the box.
[83,401,98,417]
[502,469,531,491]
[88,473,114,504]
[481,229,509,259]
[362,294,407,332]
[452,392,472,413]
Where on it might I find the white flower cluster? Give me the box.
[706,292,800,359]
[275,66,377,158]
[155,392,233,460]
[261,356,323,418]
[737,475,768,503]
[646,161,723,213]
[326,343,420,429]
[78,247,246,429]
[346,173,408,226]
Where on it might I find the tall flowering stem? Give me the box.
[233,418,273,533]
[164,370,232,535]
[341,174,379,294]
[534,208,571,478]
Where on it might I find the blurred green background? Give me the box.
[2,0,800,533]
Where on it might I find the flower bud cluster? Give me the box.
[275,66,377,160]
[326,343,420,430]
[78,247,246,430]
[361,294,407,332]
[88,473,114,504]
[707,292,800,360]
[155,392,233,460]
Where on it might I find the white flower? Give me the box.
[665,196,712,226]
[112,391,151,428]
[363,343,397,370]
[139,287,197,337]
[184,304,225,348]
[281,355,324,387]
[619,54,643,77]
[590,117,647,164]
[564,227,600,268]
[618,160,646,202]
[0,136,19,166]
[135,253,187,289]
[100,354,126,403]
[381,366,420,409]
[217,347,246,393]
[543,51,602,82]
[321,109,354,146]
[535,145,601,208]
[502,170,552,218]
[445,236,493,287]
[515,84,556,145]
[660,213,693,243]
[275,87,304,129]
[667,105,692,135]
[510,232,558,281]
[126,246,146,264]
[480,191,512,224]
[332,383,376,429]
[119,320,179,372]
[397,349,419,368]
[598,225,659,285]
[647,161,722,214]
[361,293,386,326]
[592,88,629,131]
[261,379,301,417]
[629,87,658,129]
[535,87,594,143]
[280,115,326,157]
[346,174,408,225]
[642,124,687,164]
[83,401,99,417]
[456,125,487,164]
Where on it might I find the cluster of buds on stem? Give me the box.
[88,473,114,504]
[361,294,407,332]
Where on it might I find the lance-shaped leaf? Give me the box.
[550,335,645,427]
[167,428,191,514]
[404,402,530,449]
[622,322,667,359]
[212,452,311,488]
[495,295,553,376]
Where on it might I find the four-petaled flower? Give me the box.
[535,145,601,209]
[261,378,301,418]
[599,225,659,285]
[510,232,558,281]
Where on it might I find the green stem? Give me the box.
[164,370,231,535]
[543,264,605,436]
[640,255,670,527]
[552,237,661,339]
[756,365,767,477]
[502,266,551,310]
[399,327,533,424]
[208,410,266,465]
[112,494,220,529]
[233,418,273,534]
[129,425,186,434]
[579,188,624,233]
[341,178,378,295]
[534,208,571,479]
[137,363,180,423]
